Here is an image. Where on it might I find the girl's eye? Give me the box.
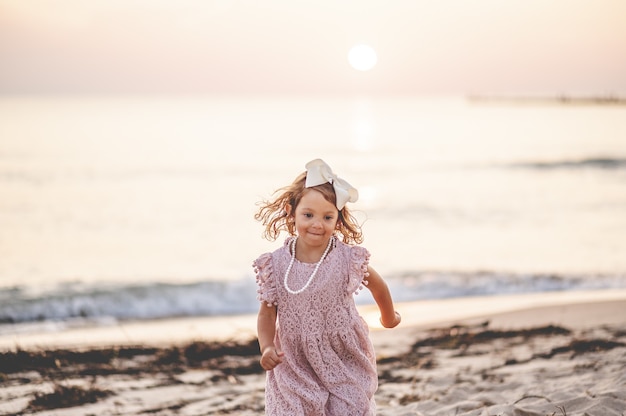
[325,216,334,220]
[304,213,313,218]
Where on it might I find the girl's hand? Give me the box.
[260,345,285,371]
[380,311,401,328]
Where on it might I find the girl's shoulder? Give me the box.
[274,236,293,256]
[334,239,370,265]
[335,238,369,254]
[339,240,371,294]
[254,237,292,263]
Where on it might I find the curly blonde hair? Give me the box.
[255,171,363,244]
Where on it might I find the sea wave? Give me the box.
[0,280,259,325]
[385,271,626,302]
[1,271,625,327]
[508,157,626,170]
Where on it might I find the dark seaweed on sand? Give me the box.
[28,383,113,411]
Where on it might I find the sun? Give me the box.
[347,44,378,71]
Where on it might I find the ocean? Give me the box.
[1,95,625,335]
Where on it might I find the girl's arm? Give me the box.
[257,304,284,370]
[365,265,401,328]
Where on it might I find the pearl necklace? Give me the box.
[283,236,334,295]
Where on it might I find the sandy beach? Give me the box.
[1,289,625,415]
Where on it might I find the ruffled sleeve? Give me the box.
[347,245,371,295]
[253,252,278,307]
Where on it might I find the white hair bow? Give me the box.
[305,159,358,210]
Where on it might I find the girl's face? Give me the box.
[293,189,338,247]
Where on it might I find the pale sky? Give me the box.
[1,0,625,96]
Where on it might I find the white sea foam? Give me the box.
[1,271,625,328]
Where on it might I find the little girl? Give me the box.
[253,158,401,415]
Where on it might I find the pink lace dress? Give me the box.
[254,237,378,416]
